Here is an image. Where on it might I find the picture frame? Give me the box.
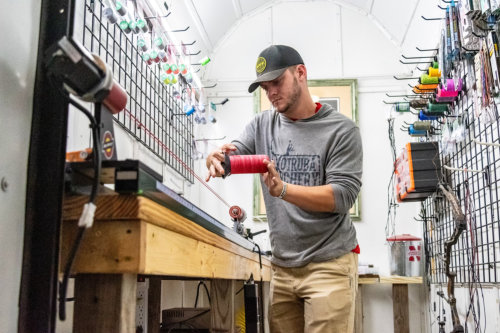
[253,78,360,221]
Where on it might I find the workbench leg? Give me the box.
[392,284,409,333]
[354,285,363,333]
[148,277,161,333]
[210,279,234,332]
[73,273,137,333]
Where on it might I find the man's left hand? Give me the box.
[263,159,285,198]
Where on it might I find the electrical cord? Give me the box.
[58,98,102,321]
[194,280,211,307]
[49,77,102,320]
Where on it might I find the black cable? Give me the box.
[252,242,265,333]
[194,281,211,308]
[252,243,263,270]
[50,79,103,320]
[58,100,101,320]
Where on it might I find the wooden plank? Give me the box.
[73,274,137,333]
[358,275,423,285]
[144,223,271,281]
[358,276,380,284]
[60,220,144,273]
[392,284,409,333]
[354,285,363,333]
[62,195,139,220]
[63,195,270,267]
[147,277,161,333]
[380,276,422,284]
[210,279,233,332]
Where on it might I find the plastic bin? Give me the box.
[387,234,422,276]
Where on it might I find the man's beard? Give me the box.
[276,77,301,114]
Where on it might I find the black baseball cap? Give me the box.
[248,45,304,93]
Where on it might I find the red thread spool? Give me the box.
[104,81,128,114]
[229,205,246,222]
[91,55,128,114]
[222,154,269,178]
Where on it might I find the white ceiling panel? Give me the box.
[204,9,273,81]
[340,6,406,77]
[191,0,238,47]
[272,2,343,78]
[337,0,373,13]
[371,0,419,45]
[239,0,273,15]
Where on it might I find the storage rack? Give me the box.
[73,0,195,182]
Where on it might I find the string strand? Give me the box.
[123,109,232,208]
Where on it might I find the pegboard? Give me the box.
[71,0,194,182]
[419,56,500,285]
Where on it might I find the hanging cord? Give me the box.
[123,108,232,208]
[59,100,101,321]
[386,117,398,240]
[60,102,102,322]
[252,242,265,333]
[194,280,211,307]
[48,76,102,321]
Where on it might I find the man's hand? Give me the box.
[262,159,285,197]
[205,143,237,181]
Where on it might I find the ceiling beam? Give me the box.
[232,0,243,18]
[399,0,421,47]
[185,0,214,52]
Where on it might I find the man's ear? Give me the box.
[296,64,307,81]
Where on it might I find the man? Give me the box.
[205,45,362,333]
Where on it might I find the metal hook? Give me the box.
[200,83,217,89]
[383,100,399,104]
[471,30,487,38]
[386,93,423,98]
[475,25,495,33]
[437,5,447,10]
[416,47,439,52]
[169,41,197,47]
[421,15,444,20]
[169,26,190,32]
[461,45,479,53]
[401,55,437,60]
[394,75,418,80]
[144,12,171,19]
[186,50,201,56]
[400,60,432,65]
[417,66,429,71]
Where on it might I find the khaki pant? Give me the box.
[269,252,358,333]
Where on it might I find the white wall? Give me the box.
[0,1,41,332]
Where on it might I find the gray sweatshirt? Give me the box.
[232,103,363,267]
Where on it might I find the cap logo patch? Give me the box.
[256,57,267,73]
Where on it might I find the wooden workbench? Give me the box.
[61,195,271,333]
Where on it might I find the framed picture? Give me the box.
[253,79,360,221]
